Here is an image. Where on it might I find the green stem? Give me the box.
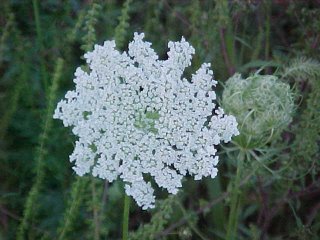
[91,179,100,240]
[206,177,225,240]
[32,0,48,93]
[122,193,130,240]
[226,150,245,240]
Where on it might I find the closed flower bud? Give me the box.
[222,73,295,149]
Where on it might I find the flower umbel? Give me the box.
[222,73,294,149]
[54,33,239,209]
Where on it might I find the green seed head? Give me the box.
[221,73,295,148]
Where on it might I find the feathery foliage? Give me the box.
[114,0,132,49]
[282,58,320,177]
[81,3,102,52]
[129,196,176,240]
[17,58,64,240]
[57,177,88,240]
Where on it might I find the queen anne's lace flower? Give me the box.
[54,33,239,209]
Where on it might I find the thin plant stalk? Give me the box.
[206,176,226,239]
[91,179,100,240]
[226,150,245,240]
[32,0,48,93]
[122,194,130,240]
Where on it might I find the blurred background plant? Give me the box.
[0,0,319,239]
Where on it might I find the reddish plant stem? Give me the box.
[157,177,320,239]
[306,202,320,226]
[261,179,320,237]
[155,172,254,239]
[257,176,269,228]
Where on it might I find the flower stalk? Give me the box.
[122,194,130,240]
[226,150,245,240]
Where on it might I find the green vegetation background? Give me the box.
[0,0,319,239]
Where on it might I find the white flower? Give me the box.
[54,33,239,209]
